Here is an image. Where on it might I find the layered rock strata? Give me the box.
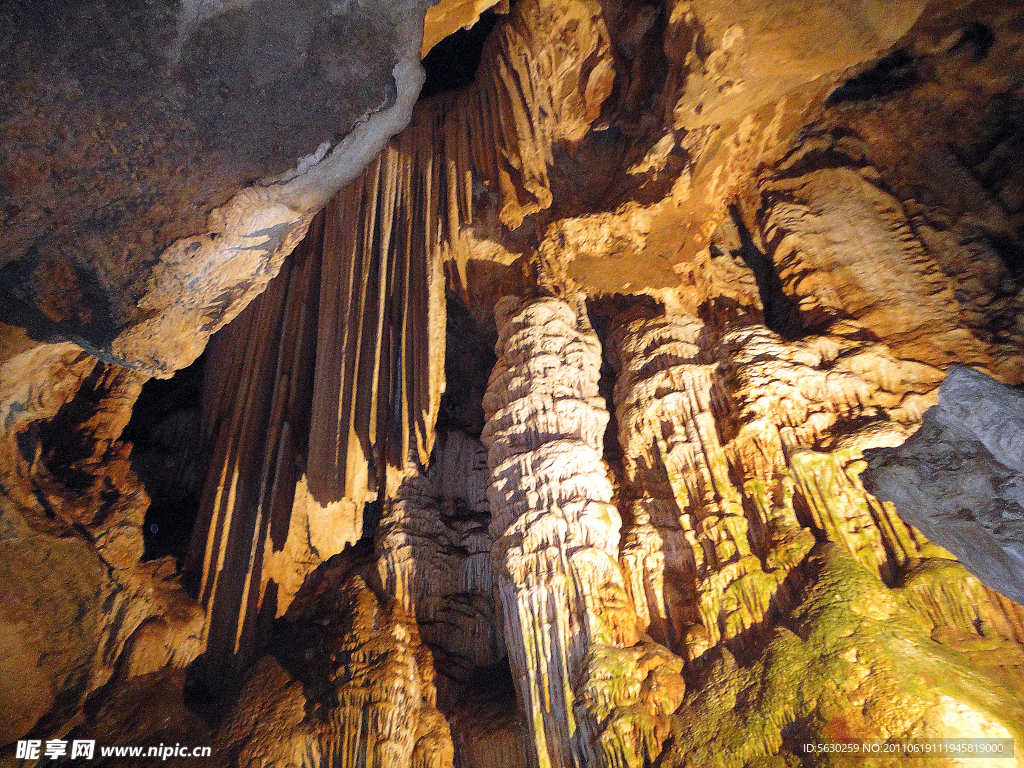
[482,295,685,768]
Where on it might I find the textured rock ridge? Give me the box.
[215,573,453,768]
[482,295,685,768]
[1,0,430,376]
[184,146,447,680]
[863,366,1024,606]
[608,308,1024,765]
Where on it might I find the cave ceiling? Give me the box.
[3,0,1024,765]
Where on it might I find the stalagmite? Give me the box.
[215,573,453,768]
[376,434,503,702]
[482,295,684,768]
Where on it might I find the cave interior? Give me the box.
[3,0,1024,765]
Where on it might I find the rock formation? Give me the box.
[863,366,1024,607]
[0,0,433,376]
[482,295,685,767]
[183,141,447,681]
[4,0,1024,764]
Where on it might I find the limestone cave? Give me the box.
[3,0,1024,765]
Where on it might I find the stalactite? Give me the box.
[185,216,327,676]
[187,134,447,677]
[610,311,815,657]
[483,296,684,768]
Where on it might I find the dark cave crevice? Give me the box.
[947,21,996,61]
[124,352,207,563]
[437,292,497,438]
[724,205,802,339]
[35,361,111,494]
[420,9,504,101]
[825,47,918,107]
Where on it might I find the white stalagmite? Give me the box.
[482,296,685,768]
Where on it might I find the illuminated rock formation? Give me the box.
[0,339,202,745]
[184,145,447,679]
[482,295,685,768]
[216,573,453,768]
[5,0,1024,762]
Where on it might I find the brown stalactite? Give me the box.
[185,145,447,679]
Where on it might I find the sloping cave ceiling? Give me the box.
[3,0,1024,765]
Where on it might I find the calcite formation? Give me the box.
[5,0,1024,763]
[376,434,501,702]
[184,148,446,680]
[610,311,815,656]
[215,572,452,768]
[482,295,685,767]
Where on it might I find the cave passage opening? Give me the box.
[420,7,505,100]
[124,352,207,563]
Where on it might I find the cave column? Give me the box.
[481,295,645,768]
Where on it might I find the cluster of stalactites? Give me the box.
[182,0,616,697]
[375,0,616,308]
[186,141,447,677]
[609,310,815,658]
